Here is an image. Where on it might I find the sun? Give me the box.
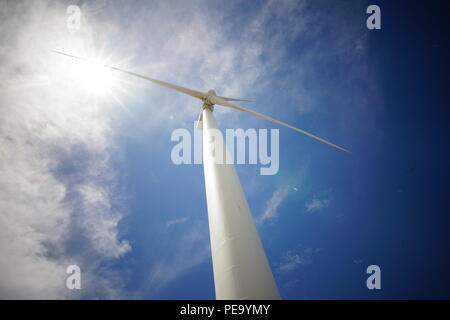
[70,57,116,97]
[53,49,131,103]
[51,48,137,117]
[74,59,114,95]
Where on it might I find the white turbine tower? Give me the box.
[52,50,350,300]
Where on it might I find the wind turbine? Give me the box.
[52,50,350,300]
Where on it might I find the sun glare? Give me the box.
[52,48,136,115]
[72,59,114,96]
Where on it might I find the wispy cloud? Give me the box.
[305,198,330,213]
[277,247,324,273]
[146,220,210,295]
[258,186,290,223]
[278,253,308,272]
[166,217,189,229]
[305,190,332,213]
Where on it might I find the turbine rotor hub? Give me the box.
[202,89,217,108]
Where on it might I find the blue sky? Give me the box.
[0,0,449,299]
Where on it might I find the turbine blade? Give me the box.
[51,49,206,100]
[217,96,253,102]
[210,96,350,153]
[196,107,203,130]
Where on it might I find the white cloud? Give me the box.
[146,220,210,295]
[0,1,130,299]
[165,217,189,229]
[305,190,332,213]
[278,253,307,272]
[277,247,324,273]
[258,186,290,223]
[305,198,330,213]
